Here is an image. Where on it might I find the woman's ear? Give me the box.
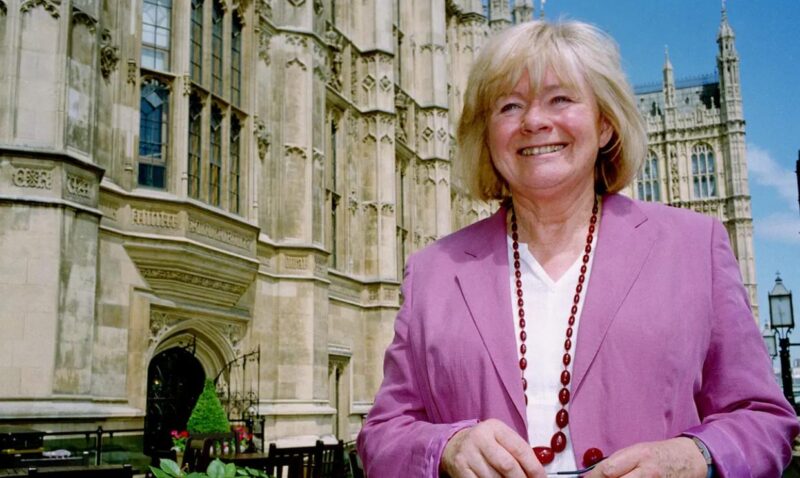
[599,117,613,149]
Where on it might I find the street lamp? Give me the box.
[768,273,796,406]
[762,326,777,359]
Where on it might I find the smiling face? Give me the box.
[486,69,613,201]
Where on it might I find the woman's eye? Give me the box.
[552,95,573,104]
[499,103,522,113]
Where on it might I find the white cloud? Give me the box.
[754,212,800,245]
[747,143,797,206]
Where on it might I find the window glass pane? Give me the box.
[707,154,715,172]
[709,176,716,197]
[157,6,170,27]
[694,178,700,198]
[691,155,697,174]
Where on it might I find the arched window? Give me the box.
[229,116,241,214]
[209,106,223,207]
[691,144,717,198]
[141,0,172,71]
[636,151,660,202]
[187,95,203,199]
[211,0,224,96]
[139,79,170,188]
[190,0,203,82]
[231,14,243,106]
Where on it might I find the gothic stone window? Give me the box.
[188,95,203,198]
[396,157,410,279]
[142,0,172,70]
[190,0,203,82]
[139,78,170,188]
[691,143,717,199]
[636,151,661,202]
[229,115,242,214]
[326,111,343,270]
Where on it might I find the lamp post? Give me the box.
[762,326,777,360]
[768,273,796,406]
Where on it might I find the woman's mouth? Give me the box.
[518,144,566,156]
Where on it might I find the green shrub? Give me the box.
[150,458,272,478]
[187,380,231,435]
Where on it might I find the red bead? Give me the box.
[518,309,525,318]
[558,388,570,405]
[515,270,522,279]
[564,338,572,351]
[571,305,578,315]
[522,378,528,390]
[520,344,527,354]
[556,409,569,428]
[520,330,527,341]
[519,318,526,328]
[590,214,597,224]
[516,289,524,298]
[562,353,571,366]
[573,294,580,304]
[511,221,518,232]
[519,357,527,370]
[589,224,595,234]
[566,327,573,337]
[513,250,520,260]
[516,279,522,289]
[560,370,571,385]
[582,254,590,264]
[576,283,583,293]
[517,298,524,307]
[583,448,604,468]
[514,260,520,269]
[524,394,528,404]
[512,241,519,250]
[587,234,594,243]
[580,264,587,274]
[533,447,554,465]
[551,432,567,452]
[584,244,591,253]
[568,316,575,326]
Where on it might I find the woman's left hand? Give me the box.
[582,437,707,478]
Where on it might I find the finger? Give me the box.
[480,444,526,478]
[585,446,645,478]
[492,427,543,478]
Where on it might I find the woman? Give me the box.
[357,20,798,478]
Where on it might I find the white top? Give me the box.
[506,235,596,473]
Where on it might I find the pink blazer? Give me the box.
[357,194,798,478]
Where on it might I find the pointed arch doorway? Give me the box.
[144,347,206,456]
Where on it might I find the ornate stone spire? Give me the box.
[663,46,675,109]
[540,0,546,19]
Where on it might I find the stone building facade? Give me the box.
[0,0,755,447]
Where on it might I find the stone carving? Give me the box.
[348,191,358,213]
[380,135,393,145]
[288,0,305,5]
[325,28,343,91]
[188,218,253,250]
[66,174,92,199]
[257,23,271,64]
[313,0,322,15]
[12,167,53,189]
[132,208,179,229]
[395,88,409,143]
[381,203,394,215]
[313,65,326,82]
[421,127,434,142]
[149,311,179,345]
[99,202,118,220]
[284,255,307,270]
[284,145,307,159]
[0,1,6,15]
[20,0,60,18]
[182,74,193,96]
[670,149,679,198]
[127,59,137,84]
[362,75,375,91]
[99,29,119,79]
[437,128,448,142]
[254,117,271,160]
[286,34,308,47]
[142,268,247,295]
[379,76,392,92]
[255,0,272,19]
[71,8,97,33]
[286,57,307,71]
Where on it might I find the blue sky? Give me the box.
[538,0,800,333]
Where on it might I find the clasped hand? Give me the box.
[440,420,707,478]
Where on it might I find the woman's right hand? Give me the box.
[440,419,546,478]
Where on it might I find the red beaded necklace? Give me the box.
[510,197,603,468]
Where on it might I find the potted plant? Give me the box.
[187,379,233,457]
[151,458,272,478]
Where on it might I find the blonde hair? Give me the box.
[457,20,647,201]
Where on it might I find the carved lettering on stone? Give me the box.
[66,174,92,199]
[20,0,60,18]
[12,167,53,189]
[188,219,253,250]
[99,202,118,220]
[284,255,307,270]
[142,268,247,295]
[132,208,179,229]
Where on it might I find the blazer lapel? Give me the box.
[455,208,527,425]
[572,195,656,397]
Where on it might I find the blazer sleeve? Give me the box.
[683,220,799,478]
[356,254,478,477]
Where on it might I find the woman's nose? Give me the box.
[520,105,550,133]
